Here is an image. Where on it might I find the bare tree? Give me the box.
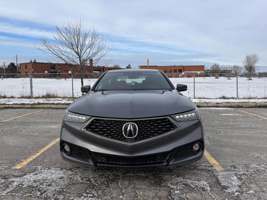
[243,54,258,80]
[232,65,242,75]
[210,63,221,79]
[126,64,132,69]
[41,22,107,86]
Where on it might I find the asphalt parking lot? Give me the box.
[0,108,267,200]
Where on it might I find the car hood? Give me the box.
[68,90,196,118]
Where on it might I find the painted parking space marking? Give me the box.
[220,113,241,116]
[238,110,267,120]
[14,137,60,169]
[199,107,234,110]
[204,150,224,172]
[0,110,43,123]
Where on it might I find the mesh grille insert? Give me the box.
[85,117,176,142]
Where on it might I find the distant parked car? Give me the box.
[60,69,204,167]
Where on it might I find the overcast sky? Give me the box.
[0,0,267,67]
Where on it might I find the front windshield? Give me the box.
[94,71,173,91]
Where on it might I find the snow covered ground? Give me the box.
[0,77,267,98]
[0,98,73,105]
[170,77,267,98]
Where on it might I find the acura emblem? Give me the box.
[122,122,138,139]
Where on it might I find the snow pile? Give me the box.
[2,168,70,198]
[0,98,73,105]
[217,171,241,193]
[168,177,216,199]
[194,98,267,103]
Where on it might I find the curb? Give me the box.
[196,102,267,108]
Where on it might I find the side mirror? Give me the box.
[81,85,91,94]
[176,84,187,92]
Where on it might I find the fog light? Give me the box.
[63,143,71,154]
[192,143,200,152]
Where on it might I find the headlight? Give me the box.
[64,111,90,123]
[173,110,199,122]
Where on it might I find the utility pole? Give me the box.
[236,72,239,99]
[30,74,33,97]
[16,54,18,66]
[3,62,6,77]
[146,58,150,66]
[193,75,196,99]
[16,54,19,74]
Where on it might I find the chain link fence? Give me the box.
[0,73,267,99]
[170,76,267,99]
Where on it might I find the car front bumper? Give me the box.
[60,118,204,167]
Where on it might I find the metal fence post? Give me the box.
[30,74,33,97]
[193,75,196,99]
[71,74,74,98]
[236,74,239,99]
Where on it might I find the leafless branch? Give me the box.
[41,22,107,86]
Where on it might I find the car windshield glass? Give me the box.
[94,71,173,91]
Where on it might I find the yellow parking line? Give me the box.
[204,150,224,172]
[13,137,60,169]
[239,110,267,120]
[0,110,42,123]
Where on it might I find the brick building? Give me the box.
[19,61,94,78]
[19,60,122,78]
[139,65,205,77]
[93,65,121,73]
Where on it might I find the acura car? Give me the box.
[60,69,204,167]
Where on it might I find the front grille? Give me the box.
[85,117,176,142]
[92,152,169,166]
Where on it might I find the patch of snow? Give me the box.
[168,177,216,199]
[3,168,69,197]
[217,171,241,193]
[193,98,267,103]
[0,98,72,105]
